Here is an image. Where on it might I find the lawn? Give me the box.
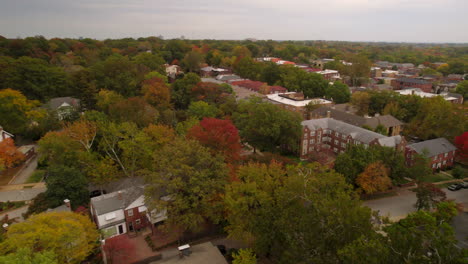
[25,170,45,183]
[420,172,453,183]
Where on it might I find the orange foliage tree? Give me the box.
[0,138,25,169]
[356,161,392,194]
[187,118,241,163]
[141,77,171,109]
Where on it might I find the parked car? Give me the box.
[461,182,468,189]
[448,183,463,191]
[89,190,107,198]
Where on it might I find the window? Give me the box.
[135,219,141,225]
[433,156,437,161]
[335,132,339,137]
[127,209,133,217]
[105,212,116,221]
[310,139,315,144]
[334,140,339,145]
[443,160,446,165]
[310,131,315,136]
[342,134,346,139]
[318,131,321,136]
[333,148,338,153]
[444,153,448,158]
[309,147,314,151]
[341,143,346,148]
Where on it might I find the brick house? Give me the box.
[391,77,433,93]
[405,138,458,171]
[90,186,167,240]
[300,118,406,159]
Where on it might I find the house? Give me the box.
[216,74,242,82]
[200,66,229,77]
[17,145,35,159]
[266,92,332,119]
[165,65,183,80]
[0,126,13,142]
[310,106,403,136]
[405,138,457,171]
[396,88,464,104]
[300,118,406,159]
[391,77,433,93]
[46,97,81,120]
[90,186,167,239]
[47,199,72,213]
[316,69,341,81]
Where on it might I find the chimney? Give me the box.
[64,199,70,208]
[326,111,331,118]
[2,223,8,230]
[117,191,123,200]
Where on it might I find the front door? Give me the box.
[118,225,124,234]
[128,222,134,232]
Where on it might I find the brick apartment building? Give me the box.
[300,118,406,159]
[405,138,458,171]
[391,77,433,93]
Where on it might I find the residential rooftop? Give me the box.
[407,138,457,157]
[267,92,332,107]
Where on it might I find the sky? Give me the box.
[1,0,468,43]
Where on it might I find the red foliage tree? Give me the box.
[455,132,468,164]
[191,82,227,104]
[187,118,242,162]
[103,235,136,264]
[0,138,25,169]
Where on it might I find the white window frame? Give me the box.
[135,219,141,225]
[127,209,133,217]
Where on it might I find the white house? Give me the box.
[0,126,13,142]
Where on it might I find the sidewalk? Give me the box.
[0,205,29,222]
[9,154,38,185]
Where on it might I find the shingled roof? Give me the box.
[91,186,144,215]
[407,138,457,157]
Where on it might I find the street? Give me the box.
[364,188,468,221]
[9,154,38,185]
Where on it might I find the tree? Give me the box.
[63,120,97,152]
[141,77,171,109]
[144,138,228,232]
[455,132,468,164]
[109,97,159,127]
[70,69,98,110]
[232,248,257,264]
[0,138,25,169]
[233,97,302,153]
[38,131,84,168]
[414,182,446,211]
[0,89,44,135]
[187,118,242,162]
[384,201,466,264]
[0,248,58,264]
[191,82,229,104]
[0,212,99,264]
[338,235,390,264]
[95,89,124,113]
[171,73,201,109]
[350,91,371,116]
[325,81,350,103]
[45,165,89,209]
[132,52,165,74]
[181,51,204,72]
[455,80,468,100]
[103,235,135,264]
[187,101,219,120]
[356,162,392,194]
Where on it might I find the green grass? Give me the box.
[25,170,45,183]
[420,172,453,183]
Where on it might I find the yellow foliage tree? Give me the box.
[356,161,392,194]
[0,212,99,264]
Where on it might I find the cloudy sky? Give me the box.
[1,0,467,42]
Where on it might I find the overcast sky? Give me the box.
[1,0,467,42]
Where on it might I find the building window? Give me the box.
[444,153,448,158]
[310,131,315,136]
[127,209,133,217]
[334,148,338,153]
[342,134,346,139]
[443,161,446,165]
[335,132,339,137]
[334,140,339,145]
[135,219,141,225]
[433,156,437,161]
[310,139,315,144]
[341,143,346,148]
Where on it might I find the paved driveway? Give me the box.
[0,187,46,202]
[9,154,38,184]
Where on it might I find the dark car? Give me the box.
[448,183,463,191]
[89,190,107,198]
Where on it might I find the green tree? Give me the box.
[414,182,446,211]
[325,81,350,103]
[171,73,201,109]
[233,97,302,153]
[0,212,99,264]
[0,248,57,264]
[455,80,468,100]
[45,165,89,209]
[132,52,165,74]
[187,101,219,120]
[144,138,228,232]
[350,91,371,116]
[232,248,257,264]
[108,97,159,127]
[181,51,204,72]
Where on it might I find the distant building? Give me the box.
[200,66,229,77]
[311,106,403,136]
[0,126,13,142]
[405,138,457,171]
[316,69,341,81]
[231,80,287,95]
[165,64,183,80]
[215,74,242,82]
[300,118,406,159]
[396,88,464,104]
[391,77,433,93]
[267,92,332,119]
[46,97,81,120]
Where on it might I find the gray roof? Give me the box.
[47,97,80,110]
[395,77,430,85]
[91,186,144,215]
[47,204,71,213]
[216,74,241,81]
[377,135,403,148]
[407,138,457,157]
[302,118,387,144]
[312,106,403,129]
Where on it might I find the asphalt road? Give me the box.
[0,187,46,202]
[9,155,38,185]
[364,188,468,221]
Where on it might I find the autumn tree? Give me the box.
[132,52,165,74]
[0,89,44,135]
[181,51,204,72]
[95,89,124,114]
[0,138,25,169]
[187,118,242,162]
[356,162,392,194]
[414,182,446,211]
[0,212,99,264]
[109,97,159,127]
[350,91,371,116]
[0,248,58,264]
[103,235,136,264]
[63,120,97,152]
[38,131,84,168]
[191,82,229,104]
[455,131,468,164]
[144,138,228,232]
[141,77,171,109]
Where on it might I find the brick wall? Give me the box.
[125,206,150,232]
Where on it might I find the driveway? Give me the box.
[364,188,468,221]
[9,154,38,185]
[0,186,46,202]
